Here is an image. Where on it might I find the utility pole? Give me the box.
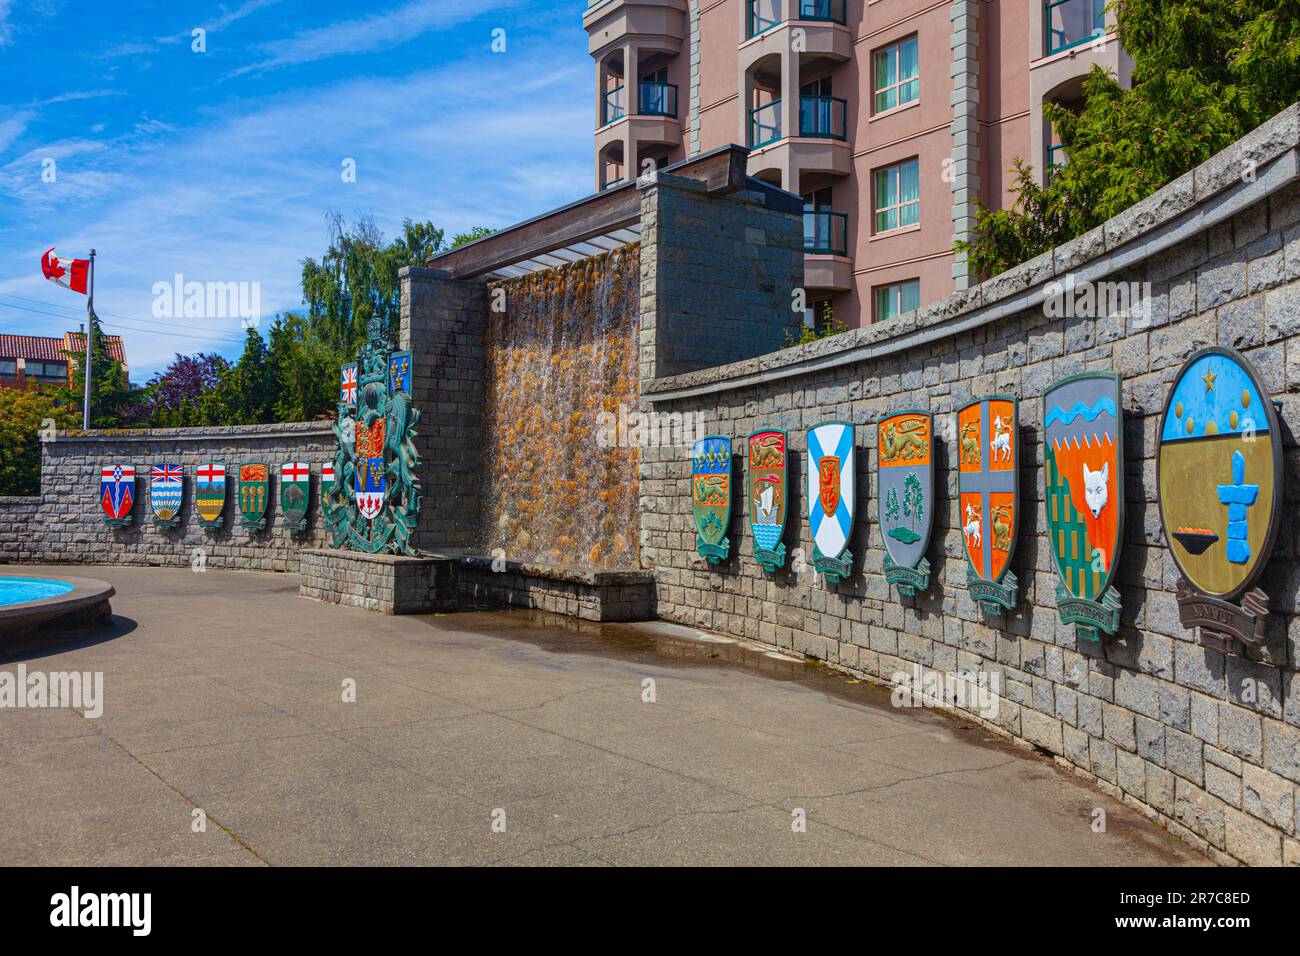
[83,249,95,430]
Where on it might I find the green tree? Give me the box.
[903,472,924,531]
[0,389,76,494]
[450,226,495,249]
[885,487,900,524]
[55,312,139,427]
[958,0,1300,277]
[266,313,337,422]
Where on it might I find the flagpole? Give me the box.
[83,249,95,430]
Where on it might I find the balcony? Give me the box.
[1045,0,1105,54]
[804,210,847,256]
[584,0,688,57]
[638,81,678,118]
[750,100,782,148]
[602,85,626,126]
[747,0,846,38]
[749,95,846,149]
[804,210,852,292]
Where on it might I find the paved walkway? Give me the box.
[0,566,1208,866]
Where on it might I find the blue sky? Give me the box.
[0,0,594,378]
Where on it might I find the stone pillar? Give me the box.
[637,170,803,383]
[950,0,981,290]
[625,42,641,177]
[399,267,487,556]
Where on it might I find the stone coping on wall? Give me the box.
[50,421,334,442]
[458,555,656,587]
[643,103,1300,402]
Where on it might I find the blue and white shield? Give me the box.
[149,463,184,525]
[807,422,855,582]
[355,456,385,520]
[388,350,412,397]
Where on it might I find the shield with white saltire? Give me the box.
[355,418,387,520]
[958,396,1019,613]
[388,350,412,397]
[195,462,226,529]
[747,429,787,572]
[1043,372,1124,641]
[279,461,310,532]
[149,463,184,528]
[877,410,933,597]
[238,462,269,533]
[692,435,731,564]
[807,421,855,583]
[99,463,135,527]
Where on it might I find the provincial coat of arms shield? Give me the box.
[807,421,855,583]
[195,462,226,529]
[747,430,787,572]
[957,397,1019,612]
[388,350,412,397]
[1043,372,1124,641]
[149,463,184,528]
[99,463,135,527]
[691,435,732,564]
[354,419,387,520]
[238,463,269,534]
[1157,346,1282,655]
[279,461,311,533]
[878,411,932,597]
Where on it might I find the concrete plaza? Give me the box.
[0,565,1208,866]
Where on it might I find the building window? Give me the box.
[875,280,920,321]
[873,36,918,113]
[1045,0,1105,55]
[0,359,16,378]
[28,360,68,382]
[873,158,919,232]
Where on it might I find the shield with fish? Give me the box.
[746,429,787,572]
[1043,372,1124,641]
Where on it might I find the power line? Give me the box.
[0,291,288,335]
[0,299,250,345]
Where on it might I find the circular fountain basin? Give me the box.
[0,575,115,639]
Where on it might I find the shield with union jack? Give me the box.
[195,462,226,529]
[807,421,855,584]
[99,463,135,527]
[149,463,184,528]
[279,461,311,532]
[340,362,358,407]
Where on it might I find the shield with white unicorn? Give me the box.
[1043,372,1124,641]
[958,397,1019,612]
[692,435,732,564]
[807,421,855,583]
[877,410,932,597]
[746,429,787,572]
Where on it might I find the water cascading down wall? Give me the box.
[478,245,641,570]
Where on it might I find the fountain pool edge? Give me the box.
[0,575,115,638]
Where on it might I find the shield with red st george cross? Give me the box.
[279,461,311,532]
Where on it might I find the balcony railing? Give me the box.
[799,94,846,139]
[602,85,625,126]
[638,81,678,118]
[1046,143,1068,181]
[804,210,848,256]
[750,99,782,148]
[747,0,846,37]
[1045,0,1105,54]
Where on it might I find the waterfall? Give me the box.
[479,245,640,570]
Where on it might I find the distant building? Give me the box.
[582,0,1132,327]
[0,331,129,391]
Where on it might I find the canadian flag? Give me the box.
[41,247,90,295]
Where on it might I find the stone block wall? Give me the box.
[2,422,334,571]
[400,267,487,556]
[458,558,656,622]
[300,548,458,614]
[637,106,1300,865]
[638,171,804,381]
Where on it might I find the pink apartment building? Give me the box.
[583,0,1132,328]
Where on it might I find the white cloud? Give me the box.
[227,0,517,77]
[0,46,592,377]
